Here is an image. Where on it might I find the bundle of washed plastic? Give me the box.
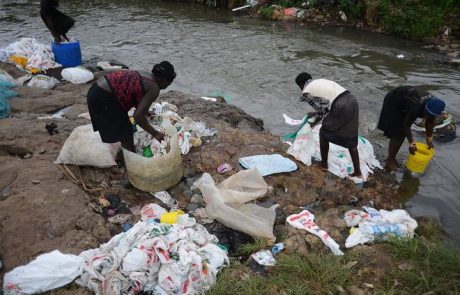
[76,203,229,294]
[133,102,217,158]
[0,38,61,72]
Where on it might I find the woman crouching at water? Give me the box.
[87,61,176,152]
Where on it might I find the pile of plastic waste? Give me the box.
[3,203,229,295]
[344,207,418,248]
[0,38,61,73]
[133,102,217,158]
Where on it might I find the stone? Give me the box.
[284,234,309,257]
[347,285,365,295]
[31,180,40,184]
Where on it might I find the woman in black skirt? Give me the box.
[295,72,362,178]
[377,86,446,171]
[87,61,176,152]
[40,0,75,43]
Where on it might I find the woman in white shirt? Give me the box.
[295,72,362,178]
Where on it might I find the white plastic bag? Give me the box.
[193,169,278,241]
[251,250,276,266]
[3,250,84,294]
[27,74,59,89]
[61,67,94,84]
[55,124,121,168]
[286,210,344,256]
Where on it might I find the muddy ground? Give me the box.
[0,62,399,291]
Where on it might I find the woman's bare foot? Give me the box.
[350,171,362,178]
[384,159,401,172]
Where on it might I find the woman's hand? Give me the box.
[153,130,165,142]
[426,137,434,149]
[408,142,417,155]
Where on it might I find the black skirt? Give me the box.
[320,91,359,148]
[87,83,132,143]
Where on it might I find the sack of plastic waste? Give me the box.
[123,118,183,192]
[55,124,121,168]
[61,67,94,84]
[193,169,278,241]
[27,74,59,89]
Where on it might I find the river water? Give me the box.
[1,0,459,243]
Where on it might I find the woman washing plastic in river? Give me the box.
[87,61,176,152]
[295,72,362,179]
[40,0,75,43]
[377,86,446,171]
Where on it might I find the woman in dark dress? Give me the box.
[40,0,75,43]
[87,61,176,152]
[377,86,446,171]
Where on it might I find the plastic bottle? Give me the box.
[142,146,153,158]
[271,243,284,255]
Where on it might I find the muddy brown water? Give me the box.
[1,0,459,244]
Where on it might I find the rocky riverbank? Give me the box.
[2,61,456,293]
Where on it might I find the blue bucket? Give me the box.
[52,41,82,67]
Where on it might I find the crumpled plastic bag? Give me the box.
[287,210,344,256]
[193,169,278,241]
[55,124,121,168]
[3,250,84,294]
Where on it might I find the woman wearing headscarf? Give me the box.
[377,86,446,171]
[295,72,362,178]
[87,61,176,152]
[40,0,75,43]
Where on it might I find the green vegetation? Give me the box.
[259,6,274,19]
[208,219,460,294]
[266,0,459,40]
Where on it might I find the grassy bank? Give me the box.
[208,219,460,294]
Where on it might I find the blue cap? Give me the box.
[425,97,446,116]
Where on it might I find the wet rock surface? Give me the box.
[0,61,398,289]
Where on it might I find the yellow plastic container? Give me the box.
[406,142,435,174]
[160,210,184,224]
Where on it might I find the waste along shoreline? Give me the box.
[0,58,455,294]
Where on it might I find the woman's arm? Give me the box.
[133,82,164,141]
[425,117,435,149]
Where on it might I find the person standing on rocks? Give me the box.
[295,72,362,179]
[87,61,176,152]
[40,0,75,43]
[377,86,446,171]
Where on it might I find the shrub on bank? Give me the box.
[264,0,458,40]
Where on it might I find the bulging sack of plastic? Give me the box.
[61,67,94,84]
[3,250,84,294]
[55,124,121,168]
[27,74,59,89]
[123,118,183,192]
[193,169,278,241]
